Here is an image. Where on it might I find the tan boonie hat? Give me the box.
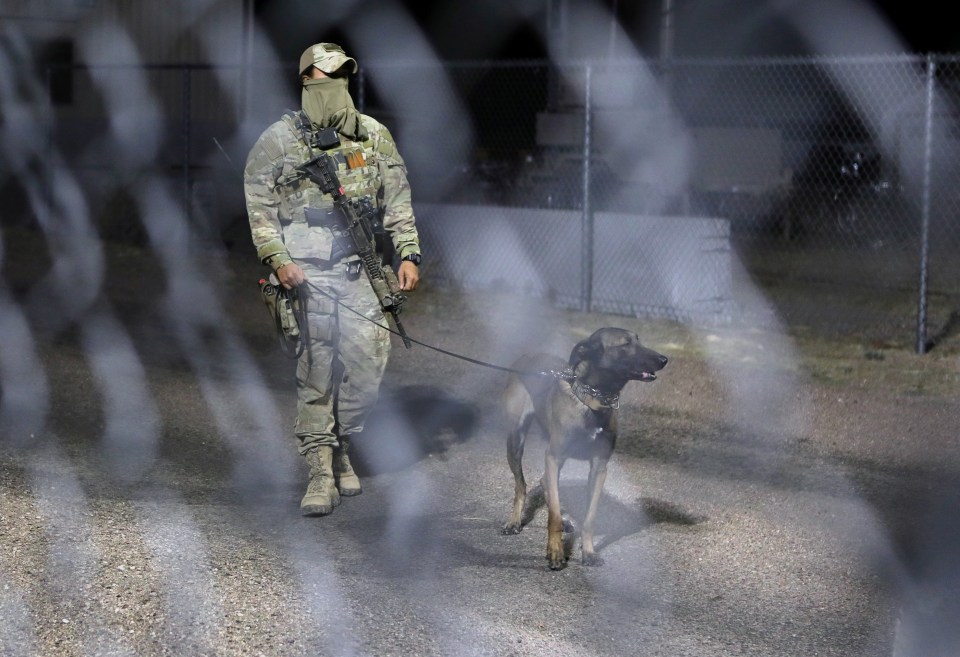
[299,42,358,76]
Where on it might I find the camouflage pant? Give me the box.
[293,259,391,454]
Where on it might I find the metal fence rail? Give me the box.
[36,55,960,352]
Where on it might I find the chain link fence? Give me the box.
[391,55,960,352]
[34,55,960,352]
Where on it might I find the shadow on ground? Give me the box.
[350,384,481,476]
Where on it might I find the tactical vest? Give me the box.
[275,110,381,261]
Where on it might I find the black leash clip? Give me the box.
[345,260,363,281]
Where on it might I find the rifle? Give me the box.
[296,137,413,348]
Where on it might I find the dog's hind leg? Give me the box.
[501,380,534,535]
[501,423,531,534]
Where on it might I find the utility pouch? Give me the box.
[279,302,301,341]
[259,273,306,357]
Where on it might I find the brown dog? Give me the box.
[500,327,668,570]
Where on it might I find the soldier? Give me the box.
[244,42,422,517]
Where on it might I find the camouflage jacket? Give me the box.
[244,111,421,270]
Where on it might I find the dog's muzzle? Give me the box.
[633,354,668,381]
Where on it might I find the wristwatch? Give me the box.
[401,253,422,266]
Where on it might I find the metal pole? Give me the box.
[550,0,569,58]
[243,0,254,123]
[356,67,365,114]
[183,67,192,230]
[44,64,54,211]
[660,0,675,60]
[916,55,934,354]
[660,0,675,100]
[581,64,593,313]
[608,0,618,60]
[546,0,568,109]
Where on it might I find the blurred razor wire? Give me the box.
[0,33,104,334]
[76,7,299,489]
[1,24,165,498]
[1,1,298,646]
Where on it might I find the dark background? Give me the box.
[253,0,960,64]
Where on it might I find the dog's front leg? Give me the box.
[581,454,608,566]
[544,450,567,570]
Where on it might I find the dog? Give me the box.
[500,327,668,570]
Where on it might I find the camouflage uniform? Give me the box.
[244,61,420,457]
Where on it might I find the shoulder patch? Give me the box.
[259,119,294,162]
[261,136,283,162]
[360,116,395,155]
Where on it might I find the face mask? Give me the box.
[302,77,364,139]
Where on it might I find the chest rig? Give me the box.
[274,111,388,263]
[281,110,379,204]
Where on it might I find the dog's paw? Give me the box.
[581,552,605,567]
[501,522,523,535]
[546,551,568,570]
[547,556,568,570]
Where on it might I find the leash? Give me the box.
[283,285,310,358]
[308,285,573,381]
[271,281,622,408]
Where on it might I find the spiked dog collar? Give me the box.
[570,378,620,410]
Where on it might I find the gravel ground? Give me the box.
[1,228,959,657]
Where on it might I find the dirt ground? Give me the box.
[1,226,959,657]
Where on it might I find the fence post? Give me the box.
[580,63,594,313]
[916,55,934,355]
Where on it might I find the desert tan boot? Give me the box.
[301,446,340,516]
[333,436,362,496]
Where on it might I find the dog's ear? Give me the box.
[569,334,603,369]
